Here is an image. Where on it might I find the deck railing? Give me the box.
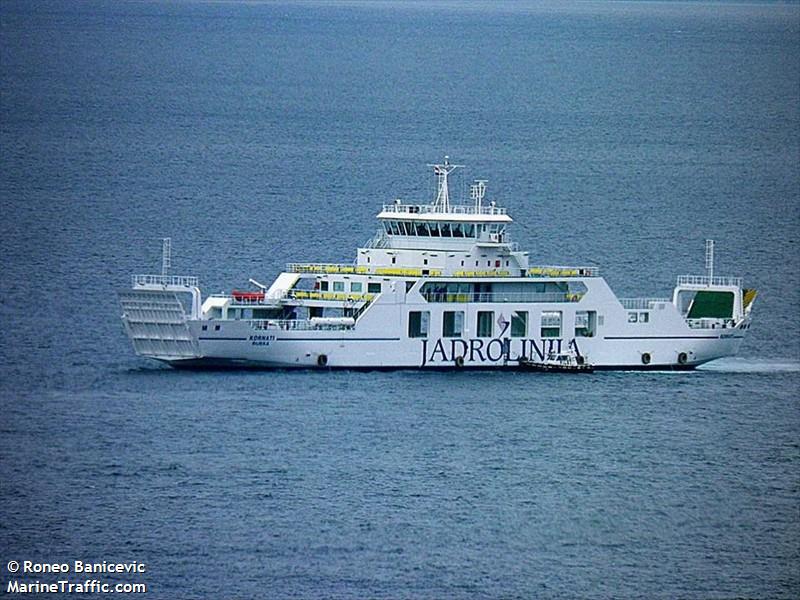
[133,274,199,288]
[287,290,375,303]
[527,266,599,278]
[677,275,742,287]
[380,203,508,216]
[288,263,596,279]
[250,319,355,331]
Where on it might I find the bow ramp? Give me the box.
[118,275,201,361]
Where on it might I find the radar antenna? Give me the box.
[470,180,487,212]
[427,155,463,212]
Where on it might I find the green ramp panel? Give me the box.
[687,291,734,319]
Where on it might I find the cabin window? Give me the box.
[333,281,344,292]
[423,259,428,265]
[214,324,221,331]
[368,282,381,294]
[319,280,329,291]
[541,311,561,338]
[511,311,527,337]
[202,325,208,331]
[418,222,430,236]
[392,256,397,264]
[639,312,649,323]
[628,312,638,323]
[477,311,494,338]
[350,282,362,293]
[430,223,440,237]
[441,223,451,237]
[575,310,596,337]
[443,311,464,338]
[408,311,429,338]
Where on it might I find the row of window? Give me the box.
[628,312,650,323]
[318,280,382,294]
[409,310,597,339]
[383,220,478,238]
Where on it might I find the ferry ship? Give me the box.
[119,158,756,370]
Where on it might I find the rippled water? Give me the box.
[1,1,798,598]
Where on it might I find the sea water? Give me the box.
[1,1,798,597]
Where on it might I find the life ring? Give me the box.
[678,352,688,365]
[317,354,328,367]
[641,352,651,365]
[454,355,465,368]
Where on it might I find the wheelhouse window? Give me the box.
[443,311,464,337]
[540,311,561,338]
[408,311,429,338]
[477,311,494,338]
[511,311,527,337]
[319,280,329,291]
[350,282,362,293]
[333,281,344,292]
[367,282,381,294]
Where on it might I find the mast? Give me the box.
[162,237,171,276]
[705,239,714,285]
[428,156,463,213]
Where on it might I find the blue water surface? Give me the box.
[1,1,798,598]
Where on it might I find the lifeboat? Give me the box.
[232,290,265,302]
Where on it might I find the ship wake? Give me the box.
[698,357,800,373]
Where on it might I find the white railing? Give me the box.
[288,263,367,275]
[364,229,390,249]
[619,297,671,310]
[250,319,355,331]
[133,274,199,288]
[287,263,596,279]
[381,203,508,216]
[677,275,742,287]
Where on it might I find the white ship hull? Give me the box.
[119,159,755,371]
[120,276,750,371]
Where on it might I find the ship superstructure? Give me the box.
[119,158,756,370]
